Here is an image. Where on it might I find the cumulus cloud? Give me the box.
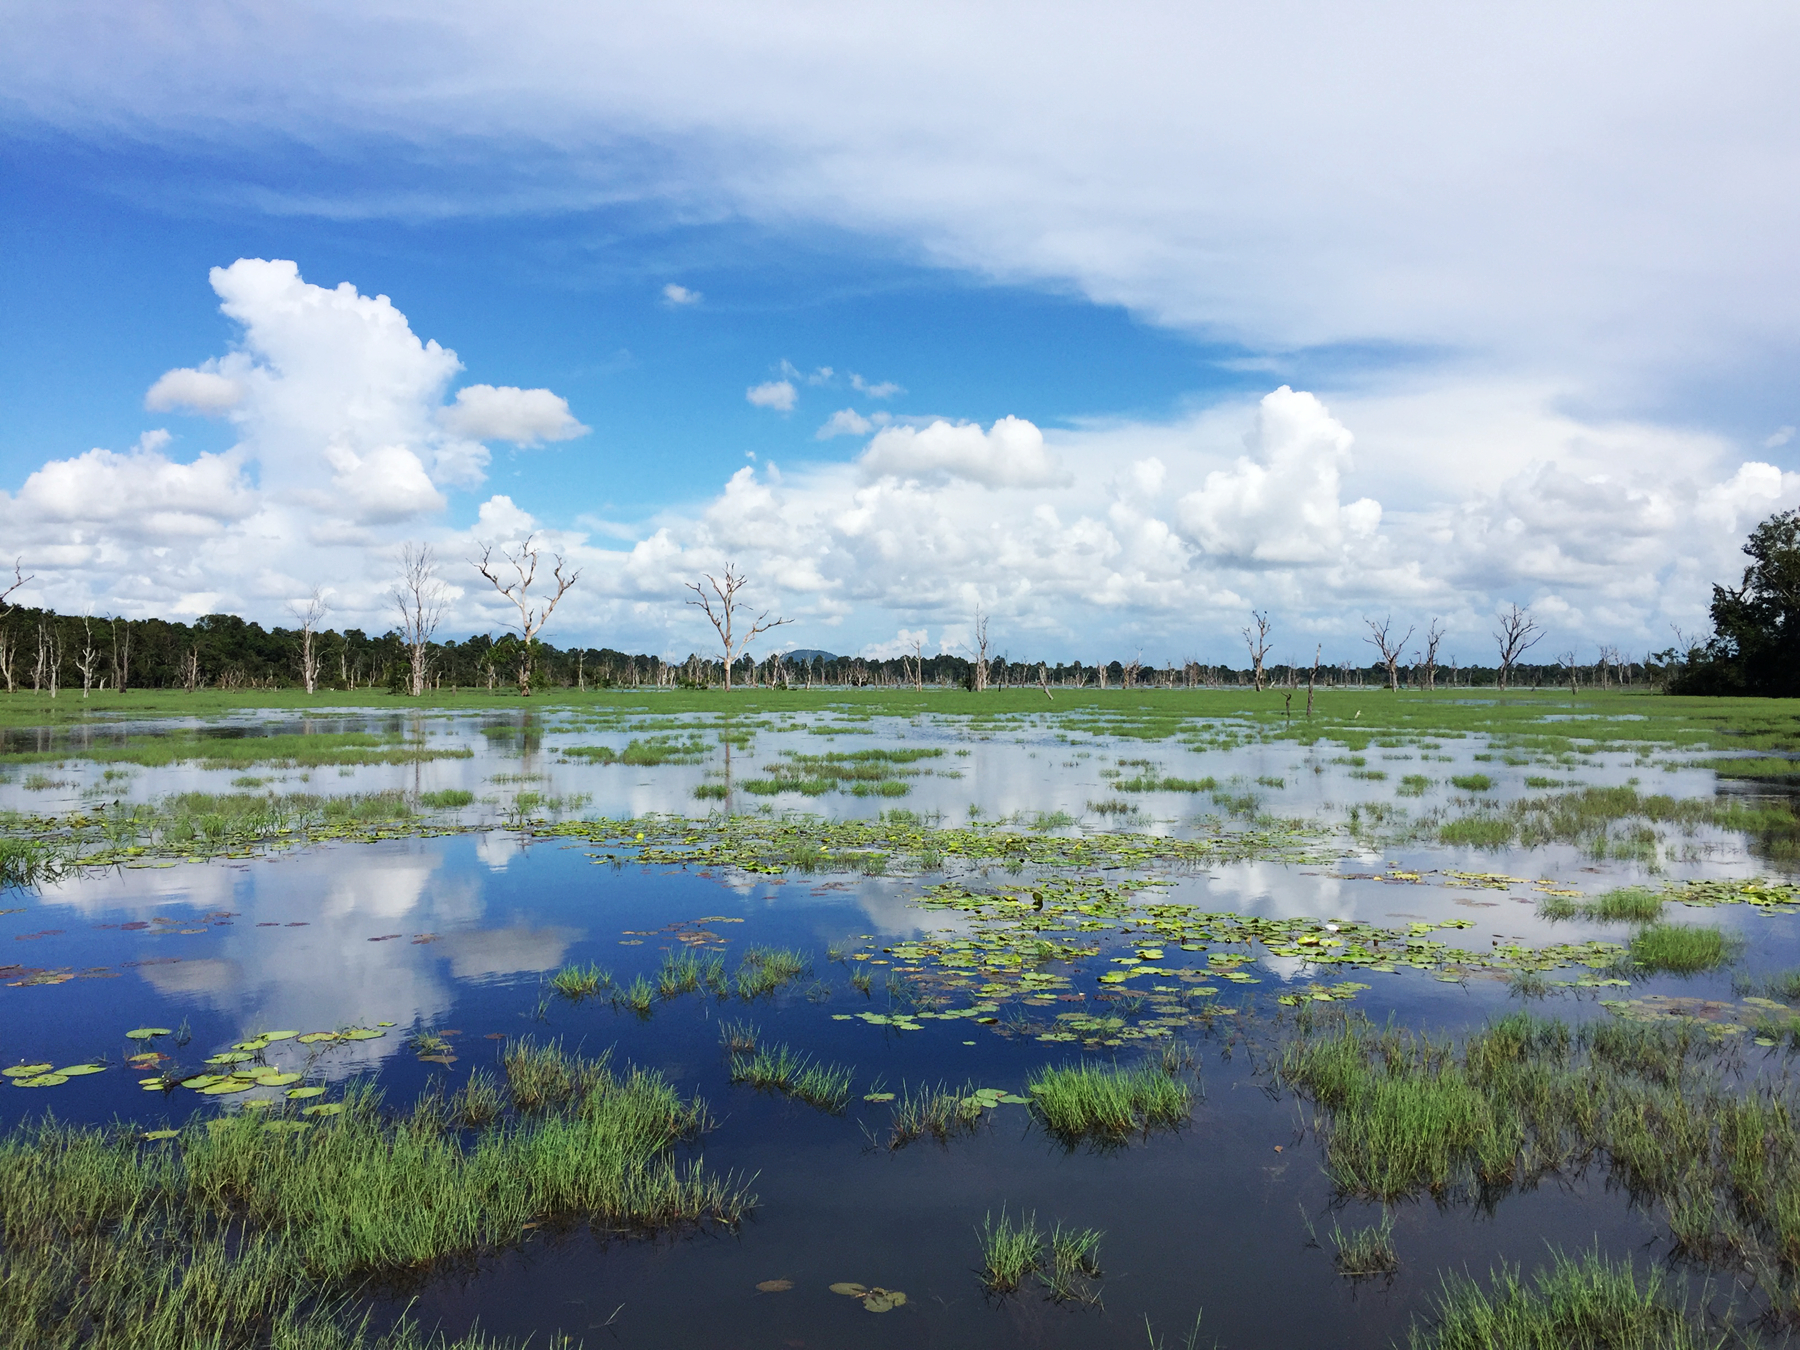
[1769,426,1797,449]
[816,408,872,439]
[851,374,903,399]
[1176,387,1381,564]
[746,379,797,411]
[661,283,701,306]
[858,415,1070,489]
[438,384,588,445]
[144,366,243,415]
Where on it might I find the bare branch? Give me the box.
[1242,611,1272,691]
[1363,615,1416,692]
[685,563,788,691]
[1493,603,1544,692]
[289,587,330,695]
[473,534,581,696]
[0,559,30,617]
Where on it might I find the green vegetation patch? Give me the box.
[0,1045,748,1348]
[1026,1061,1190,1141]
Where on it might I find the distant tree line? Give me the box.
[0,602,1657,698]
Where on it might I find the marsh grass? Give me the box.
[736,946,810,999]
[979,1209,1044,1293]
[418,789,475,809]
[612,975,655,1016]
[1538,887,1666,924]
[1330,1213,1399,1277]
[728,1042,853,1112]
[0,1044,746,1349]
[548,961,611,1001]
[0,729,471,771]
[1409,1249,1727,1350]
[718,1019,759,1053]
[657,949,725,999]
[1629,923,1732,974]
[1027,1062,1191,1143]
[1738,968,1800,1003]
[887,1081,987,1148]
[1043,1222,1105,1303]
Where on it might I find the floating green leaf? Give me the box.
[301,1102,345,1117]
[254,1072,302,1087]
[338,1028,385,1041]
[828,1283,868,1297]
[56,1064,107,1077]
[285,1085,327,1099]
[2,1064,52,1078]
[124,1028,172,1040]
[16,1073,69,1087]
[142,1128,179,1140]
[296,1032,339,1044]
[206,1052,255,1065]
[199,1079,255,1095]
[863,1092,896,1103]
[863,1290,906,1313]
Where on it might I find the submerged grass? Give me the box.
[1539,887,1667,923]
[0,1043,748,1349]
[887,1081,988,1148]
[1026,1062,1191,1142]
[1331,1213,1399,1277]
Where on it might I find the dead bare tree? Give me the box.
[970,610,991,692]
[0,628,13,693]
[112,617,131,694]
[181,646,199,693]
[288,587,329,695]
[684,563,786,692]
[1038,661,1054,701]
[1242,611,1272,691]
[1559,650,1580,695]
[35,621,61,697]
[911,634,926,691]
[0,559,29,616]
[1363,615,1415,692]
[1417,619,1445,691]
[74,616,102,698]
[1307,644,1321,718]
[1493,603,1544,691]
[397,545,449,698]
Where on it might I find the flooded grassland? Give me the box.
[5,687,1800,1349]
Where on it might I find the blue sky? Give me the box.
[2,3,1797,666]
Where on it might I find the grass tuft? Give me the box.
[1026,1062,1191,1143]
[1629,923,1732,974]
[979,1209,1044,1293]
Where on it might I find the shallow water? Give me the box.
[2,697,1792,1346]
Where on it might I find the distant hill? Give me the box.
[782,648,840,663]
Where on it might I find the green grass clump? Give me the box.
[1538,887,1666,924]
[692,782,729,800]
[1043,1222,1105,1302]
[657,949,725,999]
[1629,923,1731,974]
[1408,1249,1719,1350]
[1438,817,1516,847]
[1450,773,1494,792]
[736,946,810,999]
[1331,1213,1399,1277]
[978,1209,1044,1293]
[1741,968,1800,1003]
[1397,774,1431,796]
[612,975,655,1017]
[1115,774,1216,793]
[0,1048,746,1349]
[1026,1062,1191,1142]
[548,961,611,1001]
[887,1081,988,1148]
[728,1042,853,1112]
[418,788,475,809]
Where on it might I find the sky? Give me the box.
[2,1,1797,668]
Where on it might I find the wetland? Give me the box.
[8,686,1800,1347]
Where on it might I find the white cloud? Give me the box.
[1768,426,1796,449]
[661,282,702,306]
[144,366,243,415]
[851,374,903,399]
[1176,387,1381,564]
[746,379,797,411]
[858,415,1070,489]
[816,408,872,439]
[438,384,588,445]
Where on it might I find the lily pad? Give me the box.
[253,1072,302,1087]
[142,1129,179,1140]
[755,1279,794,1293]
[200,1079,256,1095]
[259,1031,300,1041]
[206,1052,255,1065]
[296,1032,339,1044]
[2,1064,53,1078]
[16,1073,69,1087]
[339,1028,386,1041]
[140,1077,171,1091]
[55,1064,107,1076]
[863,1289,906,1312]
[863,1092,896,1103]
[125,1028,172,1040]
[829,1282,869,1297]
[301,1102,345,1117]
[285,1085,327,1099]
